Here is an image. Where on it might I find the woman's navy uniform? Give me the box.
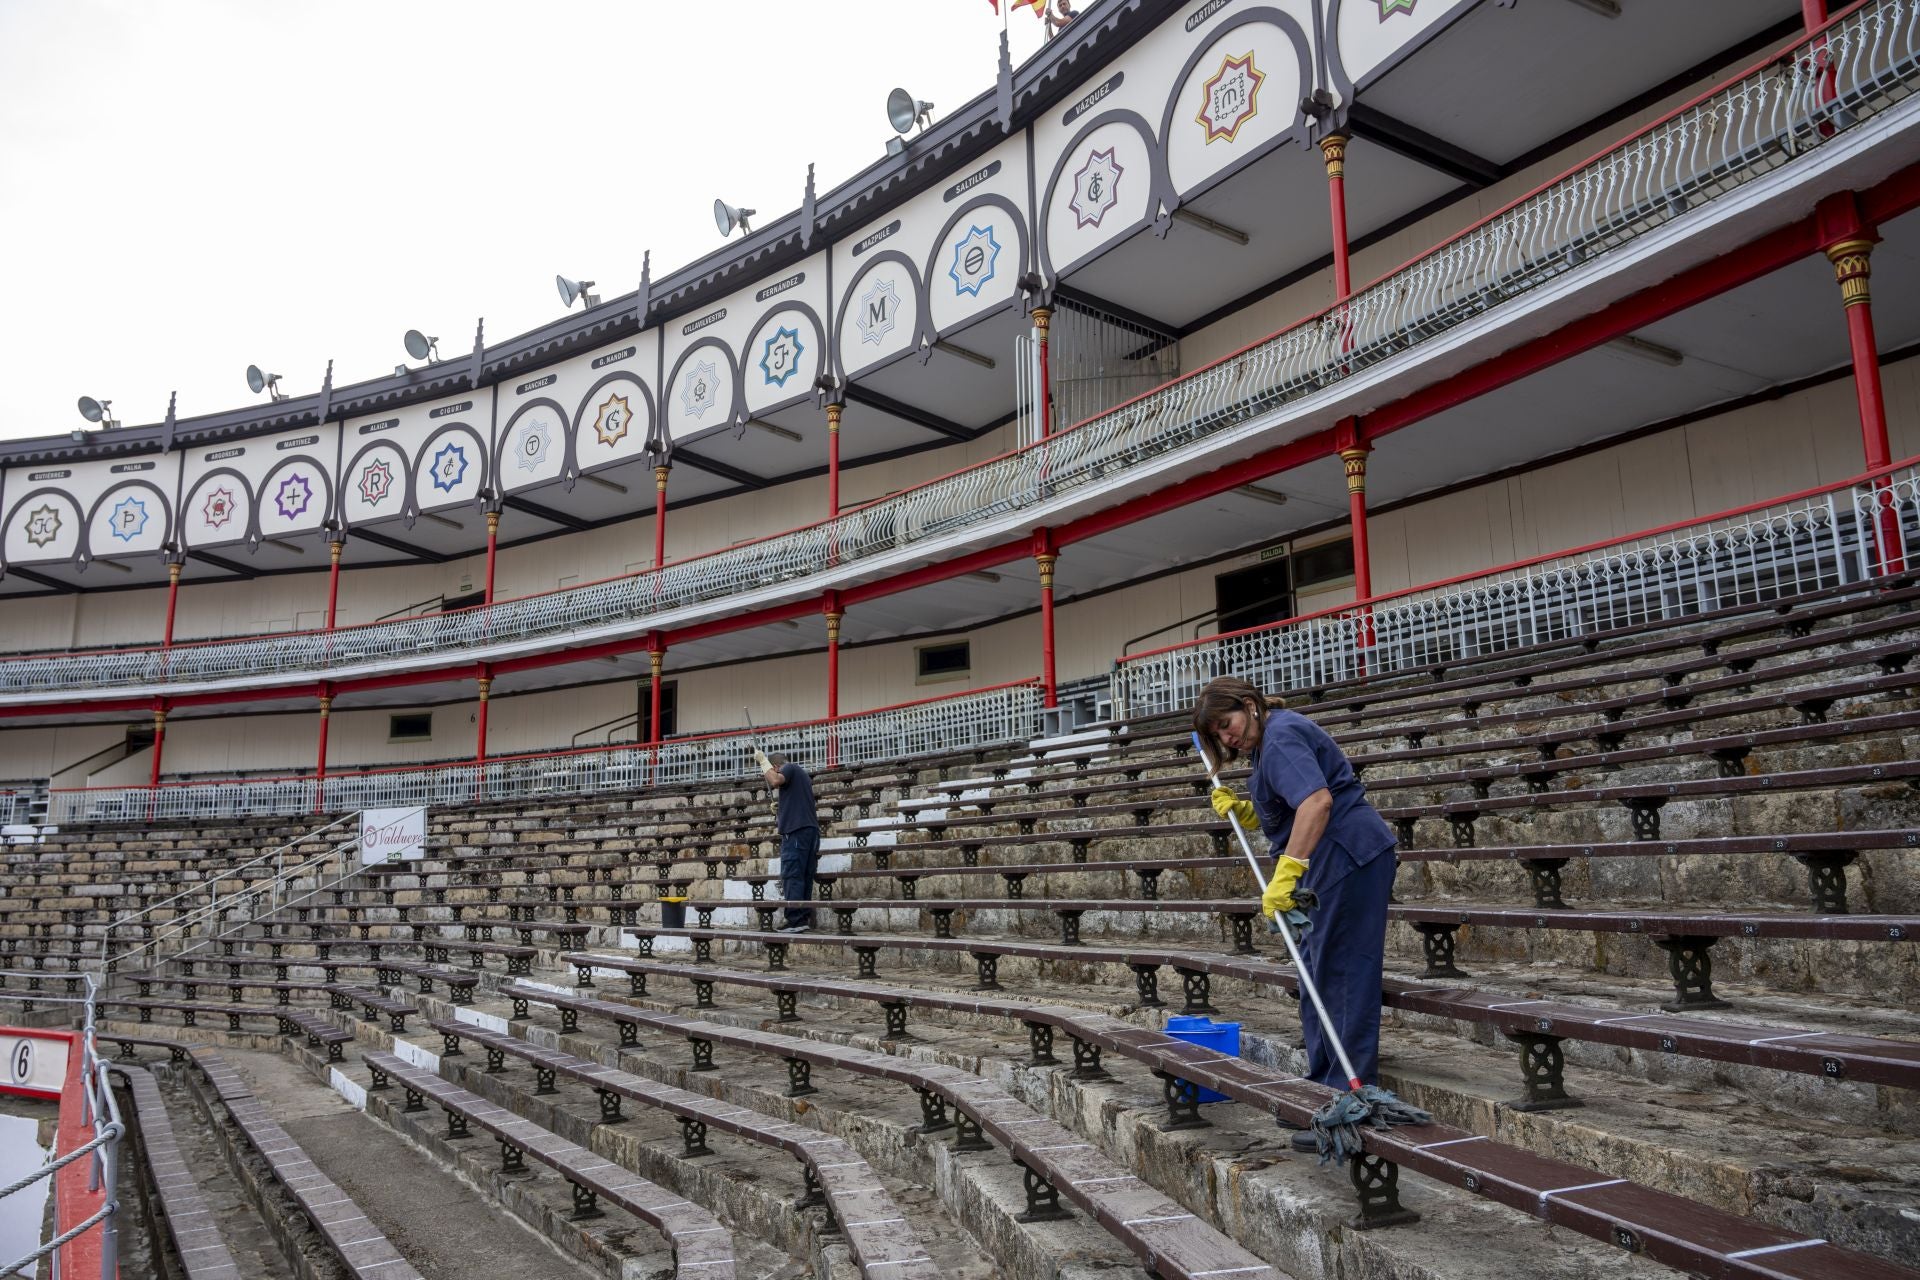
[1246,707,1397,1087]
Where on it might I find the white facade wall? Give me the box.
[2,356,1907,784]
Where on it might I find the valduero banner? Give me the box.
[359,807,426,864]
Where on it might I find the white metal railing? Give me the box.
[0,972,122,1280]
[0,780,45,826]
[103,817,377,974]
[4,2,1917,697]
[49,683,1040,825]
[1113,460,1919,716]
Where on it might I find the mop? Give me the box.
[1192,731,1431,1163]
[743,708,773,774]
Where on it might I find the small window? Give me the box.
[916,641,971,682]
[389,713,433,743]
[1292,538,1355,589]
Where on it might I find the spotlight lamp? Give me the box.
[887,88,935,134]
[404,329,441,362]
[714,199,756,238]
[76,395,120,429]
[246,364,287,402]
[556,275,601,309]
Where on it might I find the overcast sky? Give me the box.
[0,1,1054,442]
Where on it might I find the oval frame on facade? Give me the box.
[337,439,417,533]
[739,301,828,419]
[1157,6,1318,206]
[567,371,659,484]
[83,479,175,563]
[662,336,744,452]
[923,193,1033,342]
[253,455,335,548]
[412,422,490,523]
[496,397,573,495]
[1037,108,1178,283]
[179,467,256,553]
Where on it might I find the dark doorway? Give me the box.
[1215,558,1294,636]
[638,680,678,741]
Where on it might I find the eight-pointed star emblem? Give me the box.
[109,495,149,543]
[682,360,720,418]
[1069,147,1124,229]
[594,393,633,446]
[515,415,553,472]
[202,485,236,529]
[1196,51,1265,145]
[275,473,313,520]
[357,459,394,507]
[430,442,469,493]
[948,225,1002,297]
[759,327,805,388]
[24,504,60,549]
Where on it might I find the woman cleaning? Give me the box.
[1192,675,1400,1151]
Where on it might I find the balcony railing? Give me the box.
[1112,459,1919,717]
[3,1,1917,698]
[44,680,1040,825]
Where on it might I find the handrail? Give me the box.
[46,683,1041,824]
[0,972,122,1280]
[106,809,360,943]
[105,816,385,974]
[1112,457,1919,716]
[1118,451,1920,667]
[375,593,448,623]
[0,2,1911,698]
[572,710,642,747]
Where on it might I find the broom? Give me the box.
[1191,731,1430,1163]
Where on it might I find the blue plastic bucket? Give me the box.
[1164,1015,1241,1103]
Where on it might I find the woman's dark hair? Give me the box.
[1190,676,1270,765]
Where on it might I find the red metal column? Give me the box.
[824,596,842,767]
[325,537,344,628]
[1824,232,1903,572]
[1340,442,1373,601]
[1321,133,1352,300]
[484,509,502,604]
[162,557,183,647]
[1802,0,1827,28]
[647,635,665,783]
[1033,307,1053,436]
[1034,531,1058,708]
[314,690,332,814]
[475,670,492,764]
[148,705,166,790]
[827,403,843,515]
[653,464,670,567]
[1340,439,1375,670]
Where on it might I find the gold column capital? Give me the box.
[1031,307,1051,342]
[648,650,664,678]
[1825,237,1874,307]
[1319,133,1348,181]
[826,403,843,432]
[485,510,501,536]
[329,541,343,566]
[153,708,167,731]
[825,610,843,644]
[167,561,182,586]
[318,694,332,717]
[476,676,492,701]
[655,465,670,492]
[1035,552,1057,591]
[1339,445,1370,495]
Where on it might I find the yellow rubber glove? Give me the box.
[1261,856,1309,917]
[1209,786,1256,829]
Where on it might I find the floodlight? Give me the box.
[404,329,440,362]
[557,275,600,309]
[887,88,934,135]
[246,364,287,402]
[714,199,756,238]
[76,395,122,428]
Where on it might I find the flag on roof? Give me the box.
[987,0,1047,15]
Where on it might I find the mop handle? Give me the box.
[745,708,772,773]
[1193,731,1365,1092]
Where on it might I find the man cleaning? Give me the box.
[759,750,820,933]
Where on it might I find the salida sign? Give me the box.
[360,807,426,864]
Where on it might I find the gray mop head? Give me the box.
[1308,1085,1432,1165]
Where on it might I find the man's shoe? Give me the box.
[778,923,812,933]
[1289,1129,1319,1154]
